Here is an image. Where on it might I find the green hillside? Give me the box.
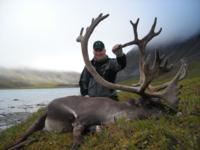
[0,62,199,150]
[0,68,80,88]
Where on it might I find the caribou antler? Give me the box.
[120,17,162,91]
[147,60,187,107]
[77,13,187,108]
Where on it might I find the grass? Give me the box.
[0,63,200,150]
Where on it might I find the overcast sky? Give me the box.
[0,0,200,72]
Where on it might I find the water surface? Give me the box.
[0,87,80,114]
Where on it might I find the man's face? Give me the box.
[93,49,106,60]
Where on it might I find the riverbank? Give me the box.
[0,100,47,132]
[0,112,32,132]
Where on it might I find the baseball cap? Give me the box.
[93,41,105,51]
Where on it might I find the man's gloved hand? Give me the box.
[112,44,123,57]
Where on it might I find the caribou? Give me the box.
[6,13,187,150]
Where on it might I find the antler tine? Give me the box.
[151,17,162,35]
[153,50,173,74]
[77,13,141,94]
[130,18,140,42]
[142,17,162,47]
[152,50,161,71]
[91,18,95,23]
[160,55,173,72]
[171,60,187,82]
[120,18,140,48]
[155,49,162,63]
[76,27,84,42]
[150,17,158,34]
[80,27,84,35]
[98,13,103,18]
[86,13,109,37]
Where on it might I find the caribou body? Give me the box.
[6,13,187,150]
[7,96,164,150]
[46,96,158,132]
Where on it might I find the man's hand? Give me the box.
[112,44,123,57]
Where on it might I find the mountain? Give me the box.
[117,32,200,81]
[0,68,80,88]
[157,32,200,64]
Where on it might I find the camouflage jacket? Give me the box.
[79,54,126,99]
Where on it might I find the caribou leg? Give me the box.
[5,112,47,150]
[71,122,85,150]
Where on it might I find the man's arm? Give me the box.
[112,44,127,71]
[116,54,126,69]
[79,67,91,96]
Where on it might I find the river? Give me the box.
[0,87,80,131]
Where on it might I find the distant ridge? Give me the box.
[0,68,80,89]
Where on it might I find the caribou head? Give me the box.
[6,13,187,150]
